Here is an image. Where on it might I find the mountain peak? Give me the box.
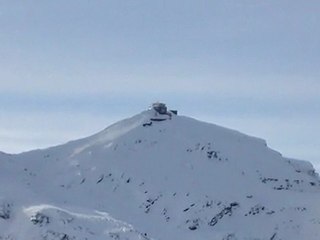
[1,107,320,239]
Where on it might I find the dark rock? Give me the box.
[208,202,239,227]
[188,219,200,230]
[142,122,153,127]
[270,232,277,240]
[31,212,50,226]
[96,175,104,184]
[0,203,11,220]
[189,225,197,231]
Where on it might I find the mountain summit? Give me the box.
[1,104,320,240]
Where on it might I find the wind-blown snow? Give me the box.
[1,109,320,240]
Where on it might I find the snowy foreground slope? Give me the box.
[1,109,320,240]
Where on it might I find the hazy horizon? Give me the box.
[0,0,319,171]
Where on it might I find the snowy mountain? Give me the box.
[1,105,320,240]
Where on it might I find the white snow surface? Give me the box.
[1,109,320,240]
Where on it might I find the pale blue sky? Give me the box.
[0,1,319,170]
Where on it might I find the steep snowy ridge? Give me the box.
[1,109,320,240]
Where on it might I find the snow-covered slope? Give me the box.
[1,108,320,240]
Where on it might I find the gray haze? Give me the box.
[0,1,319,170]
